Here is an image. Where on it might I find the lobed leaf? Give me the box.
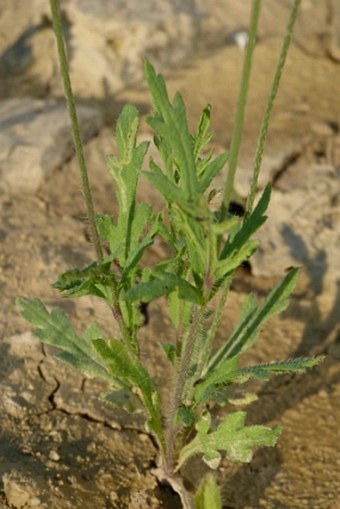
[178,411,282,470]
[198,151,229,194]
[16,298,110,380]
[93,338,164,445]
[106,103,149,268]
[52,260,117,300]
[145,61,198,201]
[92,339,143,386]
[96,214,124,259]
[208,268,300,371]
[194,355,324,407]
[236,356,325,380]
[144,164,195,215]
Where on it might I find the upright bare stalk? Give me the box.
[245,0,301,217]
[220,0,261,218]
[49,0,103,262]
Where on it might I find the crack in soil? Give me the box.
[36,356,156,445]
[0,490,11,509]
[272,147,303,185]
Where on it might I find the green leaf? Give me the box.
[150,268,202,304]
[83,321,102,342]
[121,210,161,284]
[170,208,208,279]
[168,288,193,330]
[160,343,176,364]
[96,214,124,259]
[129,203,153,252]
[96,214,114,237]
[208,268,300,370]
[154,134,174,179]
[195,355,324,407]
[52,261,116,300]
[145,61,198,201]
[175,405,197,427]
[115,103,140,165]
[210,216,239,235]
[194,474,222,509]
[91,337,165,447]
[16,298,110,380]
[234,357,325,381]
[92,339,144,387]
[194,356,240,406]
[116,141,149,220]
[198,151,229,194]
[54,350,111,380]
[121,236,154,283]
[106,103,149,267]
[101,389,142,413]
[220,184,271,261]
[192,104,212,162]
[144,164,193,213]
[124,266,202,305]
[177,411,283,470]
[124,278,178,303]
[214,239,259,280]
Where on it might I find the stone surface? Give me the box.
[65,0,202,97]
[2,474,46,509]
[0,0,203,99]
[0,99,101,194]
[250,137,340,312]
[197,0,340,59]
[2,0,339,100]
[0,0,49,51]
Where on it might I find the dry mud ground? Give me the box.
[1,13,340,509]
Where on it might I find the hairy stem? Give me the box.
[165,306,206,474]
[221,0,261,218]
[245,0,301,217]
[49,0,103,262]
[200,277,232,378]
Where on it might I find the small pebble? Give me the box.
[311,121,334,137]
[48,450,60,462]
[30,497,41,507]
[226,29,250,50]
[138,433,149,442]
[67,476,76,485]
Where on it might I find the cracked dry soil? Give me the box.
[1,40,340,509]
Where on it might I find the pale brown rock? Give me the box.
[0,99,101,193]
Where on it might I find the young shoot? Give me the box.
[17,0,323,507]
